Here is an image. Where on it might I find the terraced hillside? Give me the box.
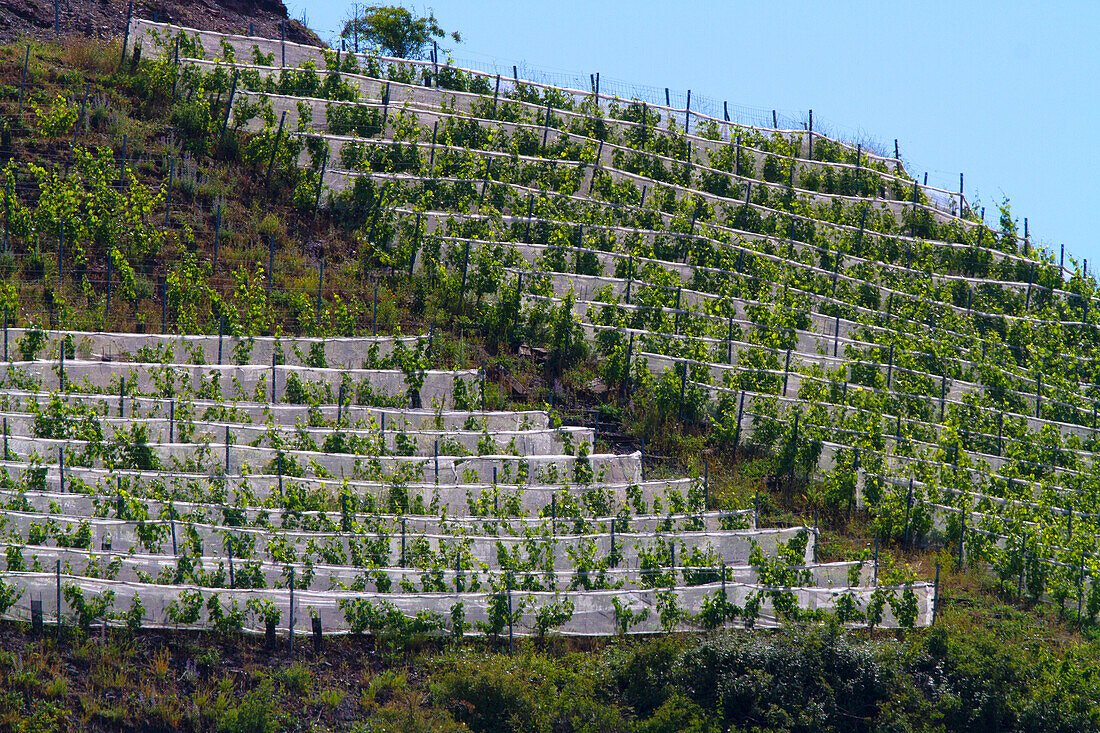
[0,14,1099,732]
[119,18,1100,616]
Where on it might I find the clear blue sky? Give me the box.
[285,0,1099,267]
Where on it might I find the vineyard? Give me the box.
[0,10,1099,732]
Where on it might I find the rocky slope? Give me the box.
[0,0,323,46]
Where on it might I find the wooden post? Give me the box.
[732,390,745,453]
[541,101,552,151]
[227,535,235,587]
[903,478,913,550]
[507,572,514,655]
[288,568,295,652]
[426,122,435,169]
[213,202,222,269]
[807,109,813,159]
[932,563,941,626]
[958,507,965,568]
[220,70,238,141]
[105,247,112,325]
[164,153,174,227]
[316,256,325,323]
[267,234,275,299]
[265,111,287,191]
[782,348,791,396]
[940,374,947,421]
[56,559,62,633]
[314,146,328,212]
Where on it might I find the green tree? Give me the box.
[341,5,461,59]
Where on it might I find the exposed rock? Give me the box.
[0,0,325,47]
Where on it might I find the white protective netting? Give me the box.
[0,542,865,592]
[0,462,695,514]
[0,411,593,458]
[0,389,549,430]
[0,571,935,635]
[0,329,423,369]
[1,361,474,408]
[0,326,933,630]
[0,490,750,534]
[0,438,640,484]
[0,510,808,570]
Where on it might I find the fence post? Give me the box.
[429,121,437,169]
[677,361,687,422]
[56,559,62,633]
[932,563,941,626]
[940,374,947,421]
[267,234,275,301]
[807,109,813,159]
[541,101,552,151]
[609,517,616,566]
[314,146,328,213]
[160,275,167,333]
[162,150,176,228]
[507,572,514,655]
[220,70,238,141]
[288,568,295,652]
[903,478,913,550]
[227,535,235,587]
[401,517,407,567]
[782,349,791,396]
[104,245,113,326]
[265,111,287,191]
[316,256,325,323]
[732,390,745,454]
[213,202,222,270]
